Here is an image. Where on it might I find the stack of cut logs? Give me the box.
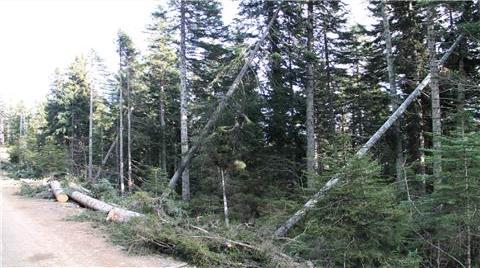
[48,180,143,223]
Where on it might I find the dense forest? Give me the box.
[1,0,480,266]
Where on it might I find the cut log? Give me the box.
[106,207,143,223]
[68,190,142,222]
[48,180,68,203]
[69,191,113,213]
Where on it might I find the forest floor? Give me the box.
[0,147,187,267]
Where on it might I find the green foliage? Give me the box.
[287,156,414,266]
[18,183,52,199]
[89,178,121,204]
[415,119,480,267]
[142,167,168,197]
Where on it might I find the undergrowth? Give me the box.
[64,179,302,267]
[16,176,303,267]
[18,183,52,199]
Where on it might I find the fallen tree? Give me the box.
[68,190,143,223]
[107,207,144,222]
[69,190,114,213]
[274,34,464,238]
[48,180,68,203]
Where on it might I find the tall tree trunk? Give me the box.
[119,65,125,194]
[159,85,167,172]
[88,82,94,182]
[457,57,465,129]
[305,0,317,184]
[428,6,442,180]
[70,110,75,172]
[127,66,133,192]
[414,50,427,191]
[274,35,463,237]
[169,5,282,190]
[0,116,4,145]
[220,167,229,228]
[382,0,405,194]
[179,0,190,201]
[322,19,334,136]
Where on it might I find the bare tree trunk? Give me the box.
[305,0,317,184]
[70,111,75,172]
[220,168,229,228]
[323,29,335,135]
[274,35,463,237]
[0,115,4,145]
[179,0,190,201]
[119,65,125,194]
[127,67,133,192]
[382,0,405,193]
[428,6,442,180]
[88,82,94,182]
[159,85,167,172]
[169,5,282,190]
[457,58,465,118]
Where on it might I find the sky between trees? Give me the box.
[0,0,371,108]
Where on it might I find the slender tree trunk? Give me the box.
[414,51,427,191]
[457,58,465,128]
[437,240,441,268]
[220,167,229,228]
[274,35,463,237]
[305,0,317,184]
[179,0,190,201]
[458,58,471,267]
[70,111,75,172]
[88,82,94,182]
[322,19,335,136]
[119,66,125,194]
[159,85,167,172]
[428,7,442,180]
[382,0,405,194]
[127,66,133,192]
[0,116,4,145]
[169,5,282,190]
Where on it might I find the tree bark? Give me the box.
[159,85,167,172]
[179,0,190,201]
[220,168,229,228]
[119,60,125,194]
[69,190,114,213]
[428,6,442,180]
[274,35,463,237]
[382,0,405,193]
[88,81,94,182]
[169,4,282,190]
[305,0,317,184]
[0,116,4,145]
[127,66,133,192]
[49,180,69,203]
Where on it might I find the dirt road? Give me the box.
[0,169,186,266]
